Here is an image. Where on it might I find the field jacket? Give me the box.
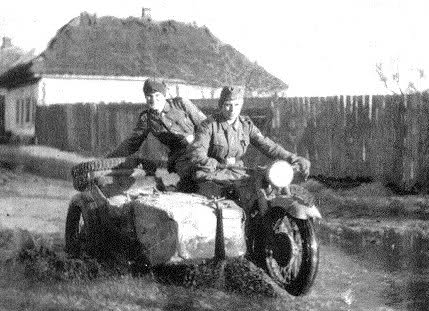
[107,97,206,171]
[183,112,299,181]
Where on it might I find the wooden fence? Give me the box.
[35,99,270,159]
[269,93,429,191]
[35,93,429,191]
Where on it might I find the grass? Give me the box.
[304,179,429,221]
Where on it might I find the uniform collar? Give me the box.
[145,99,170,116]
[232,117,243,131]
[162,99,172,113]
[215,112,242,132]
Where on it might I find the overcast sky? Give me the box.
[1,0,428,96]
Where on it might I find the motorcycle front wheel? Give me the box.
[264,207,319,296]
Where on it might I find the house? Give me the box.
[0,12,288,142]
[0,37,36,142]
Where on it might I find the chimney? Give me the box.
[79,12,97,26]
[1,37,12,49]
[142,7,152,20]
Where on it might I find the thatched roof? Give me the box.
[0,12,287,93]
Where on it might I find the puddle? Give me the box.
[318,222,429,310]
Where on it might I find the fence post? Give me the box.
[90,103,98,155]
[417,92,429,191]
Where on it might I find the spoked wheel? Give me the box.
[65,203,88,258]
[264,207,319,296]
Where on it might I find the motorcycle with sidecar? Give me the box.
[66,157,321,296]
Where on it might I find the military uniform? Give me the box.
[182,112,301,182]
[107,97,206,172]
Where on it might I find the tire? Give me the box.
[264,207,319,296]
[65,202,88,257]
[71,157,166,191]
[71,157,137,191]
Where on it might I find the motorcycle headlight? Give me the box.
[266,160,294,188]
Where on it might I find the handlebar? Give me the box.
[217,161,300,173]
[217,161,307,183]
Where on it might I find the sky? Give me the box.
[1,0,428,96]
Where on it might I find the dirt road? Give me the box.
[0,167,76,242]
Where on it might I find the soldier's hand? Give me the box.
[292,156,311,180]
[216,162,227,169]
[177,134,195,146]
[184,134,195,144]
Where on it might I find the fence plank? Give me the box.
[369,95,384,179]
[330,95,346,178]
[360,95,371,177]
[417,92,429,191]
[308,97,321,175]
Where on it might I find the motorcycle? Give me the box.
[194,160,322,296]
[66,157,321,296]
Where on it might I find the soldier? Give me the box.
[107,79,206,173]
[182,85,310,184]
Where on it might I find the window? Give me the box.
[26,98,31,123]
[15,97,37,126]
[20,99,25,125]
[15,100,20,124]
[32,98,37,123]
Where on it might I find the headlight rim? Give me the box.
[266,160,294,188]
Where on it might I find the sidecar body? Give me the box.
[66,165,247,266]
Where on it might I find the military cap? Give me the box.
[218,86,244,104]
[143,79,167,96]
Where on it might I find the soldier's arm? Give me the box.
[248,118,299,163]
[181,98,207,127]
[106,113,149,158]
[188,121,219,172]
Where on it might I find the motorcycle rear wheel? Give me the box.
[264,207,319,296]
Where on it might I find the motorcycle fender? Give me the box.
[270,197,322,220]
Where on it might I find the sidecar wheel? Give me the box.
[71,157,167,191]
[264,208,319,296]
[71,157,137,191]
[65,203,88,257]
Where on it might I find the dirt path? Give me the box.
[0,167,77,239]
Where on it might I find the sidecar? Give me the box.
[66,157,247,267]
[67,157,320,297]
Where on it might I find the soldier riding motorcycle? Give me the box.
[194,160,321,296]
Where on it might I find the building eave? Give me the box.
[34,73,218,88]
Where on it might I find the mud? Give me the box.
[1,228,283,298]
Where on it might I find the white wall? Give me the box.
[173,83,222,99]
[1,75,223,138]
[39,76,147,104]
[38,75,222,105]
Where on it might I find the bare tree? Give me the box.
[376,60,427,95]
